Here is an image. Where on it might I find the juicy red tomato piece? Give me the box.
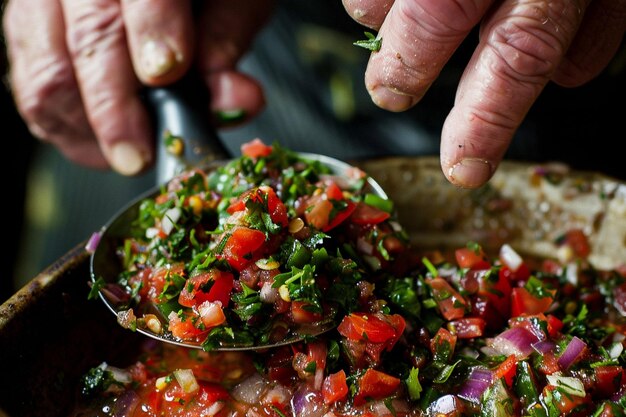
[178,269,234,307]
[290,300,322,324]
[220,227,266,271]
[241,138,273,158]
[135,264,185,304]
[350,202,391,225]
[447,317,486,339]
[322,370,349,404]
[337,313,404,346]
[304,182,356,231]
[167,311,206,341]
[493,354,517,387]
[227,187,288,227]
[159,381,231,415]
[475,268,512,318]
[353,368,401,406]
[545,314,563,337]
[426,277,467,321]
[301,339,328,372]
[455,246,491,270]
[430,328,457,362]
[510,287,554,317]
[594,366,624,398]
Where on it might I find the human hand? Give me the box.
[343,0,626,188]
[3,0,274,175]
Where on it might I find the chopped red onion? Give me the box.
[457,367,493,403]
[490,327,540,359]
[100,284,131,305]
[532,340,556,355]
[557,336,587,370]
[85,230,102,253]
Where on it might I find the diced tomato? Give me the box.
[353,368,401,406]
[426,277,467,321]
[178,269,234,307]
[303,182,356,231]
[500,263,531,284]
[430,328,457,362]
[536,351,560,375]
[290,301,322,324]
[219,227,266,271]
[266,346,297,384]
[306,339,328,371]
[167,311,206,341]
[447,317,486,339]
[337,313,404,348]
[545,314,563,337]
[241,138,273,158]
[159,381,231,414]
[325,200,357,231]
[227,186,288,227]
[455,246,491,270]
[325,181,344,201]
[510,287,555,317]
[322,370,349,404]
[542,385,587,414]
[493,354,517,387]
[135,264,185,304]
[475,268,512,318]
[594,366,623,398]
[350,202,391,225]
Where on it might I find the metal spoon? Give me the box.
[89,77,388,351]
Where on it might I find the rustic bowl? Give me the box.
[1,157,624,417]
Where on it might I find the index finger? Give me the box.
[61,0,153,175]
[364,0,495,111]
[440,0,590,188]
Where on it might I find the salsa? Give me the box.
[90,138,406,349]
[80,140,626,416]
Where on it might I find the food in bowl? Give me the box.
[77,141,626,416]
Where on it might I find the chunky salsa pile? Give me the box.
[91,138,406,349]
[80,140,626,416]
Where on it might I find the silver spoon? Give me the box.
[89,77,388,351]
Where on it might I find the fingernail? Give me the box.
[110,142,147,176]
[369,87,417,111]
[140,39,177,78]
[448,158,493,188]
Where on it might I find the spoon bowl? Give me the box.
[90,152,389,351]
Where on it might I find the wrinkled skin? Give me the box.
[3,0,625,186]
[3,0,274,175]
[342,0,626,187]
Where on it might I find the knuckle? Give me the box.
[485,0,585,80]
[65,2,124,62]
[15,60,78,126]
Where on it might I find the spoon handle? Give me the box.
[144,73,230,185]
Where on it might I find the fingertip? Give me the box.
[369,85,418,112]
[108,141,153,176]
[443,158,495,189]
[138,38,189,84]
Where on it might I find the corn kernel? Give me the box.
[156,376,170,390]
[166,137,184,156]
[188,195,203,216]
[256,258,280,270]
[279,285,291,302]
[288,218,304,234]
[144,314,162,334]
